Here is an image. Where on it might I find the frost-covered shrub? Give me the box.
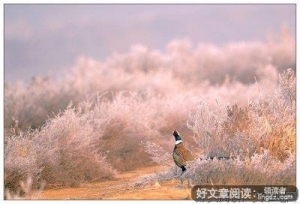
[184,150,295,185]
[4,77,72,130]
[188,69,295,161]
[184,69,295,186]
[142,141,172,166]
[5,134,41,191]
[34,106,116,187]
[5,31,295,131]
[82,91,198,171]
[4,31,295,192]
[5,106,116,191]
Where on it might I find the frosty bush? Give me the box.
[84,91,198,171]
[5,30,294,131]
[5,105,116,191]
[4,90,197,191]
[141,141,172,166]
[184,150,295,185]
[4,76,72,130]
[184,69,295,186]
[4,31,295,193]
[5,176,46,200]
[5,134,41,191]
[188,69,295,161]
[34,106,116,187]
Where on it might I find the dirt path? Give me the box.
[35,166,192,200]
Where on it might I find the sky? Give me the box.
[4,4,296,82]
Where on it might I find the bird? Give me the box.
[172,130,194,175]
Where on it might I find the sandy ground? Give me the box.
[34,165,192,200]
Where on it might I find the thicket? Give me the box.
[4,32,296,192]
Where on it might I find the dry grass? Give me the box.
[5,176,46,200]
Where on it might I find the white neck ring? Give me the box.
[175,140,182,145]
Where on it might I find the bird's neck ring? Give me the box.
[175,140,182,145]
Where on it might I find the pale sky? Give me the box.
[4,4,296,82]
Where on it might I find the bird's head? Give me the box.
[173,130,182,144]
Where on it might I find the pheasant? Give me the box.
[173,130,194,174]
